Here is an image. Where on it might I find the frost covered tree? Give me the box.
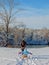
[0,0,24,46]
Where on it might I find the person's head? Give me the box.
[21,40,26,47]
[21,40,26,51]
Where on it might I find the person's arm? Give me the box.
[26,51,32,55]
[29,52,32,55]
[18,52,21,54]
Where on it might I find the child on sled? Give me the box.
[19,40,32,59]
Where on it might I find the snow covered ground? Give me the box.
[0,47,49,65]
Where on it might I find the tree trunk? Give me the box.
[5,21,9,46]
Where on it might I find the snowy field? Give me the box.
[0,47,49,65]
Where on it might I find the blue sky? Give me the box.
[20,0,49,9]
[15,0,49,29]
[0,0,49,29]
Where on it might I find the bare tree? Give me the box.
[30,32,33,41]
[0,0,23,46]
[17,22,26,40]
[14,22,26,42]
